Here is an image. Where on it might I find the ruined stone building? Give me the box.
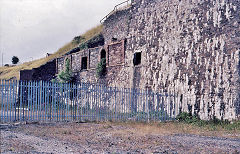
[21,0,240,120]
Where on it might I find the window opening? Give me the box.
[81,57,87,70]
[133,52,141,66]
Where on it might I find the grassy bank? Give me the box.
[0,25,103,80]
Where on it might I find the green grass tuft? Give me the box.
[176,112,240,131]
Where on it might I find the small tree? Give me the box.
[12,56,19,64]
[57,58,73,83]
[96,58,106,78]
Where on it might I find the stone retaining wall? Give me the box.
[101,0,240,120]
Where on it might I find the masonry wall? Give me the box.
[57,41,129,83]
[20,70,33,81]
[102,0,240,120]
[20,59,56,81]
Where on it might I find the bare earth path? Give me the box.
[1,122,240,153]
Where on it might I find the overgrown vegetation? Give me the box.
[53,59,73,83]
[0,25,103,80]
[73,36,85,44]
[176,112,240,131]
[79,33,104,50]
[96,58,106,78]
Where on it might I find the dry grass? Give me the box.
[3,122,239,153]
[81,25,103,42]
[101,121,240,139]
[11,121,240,142]
[0,25,103,80]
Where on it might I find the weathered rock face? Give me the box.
[102,0,240,120]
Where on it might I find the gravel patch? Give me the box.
[1,122,239,153]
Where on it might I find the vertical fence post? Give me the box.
[9,80,13,122]
[96,84,99,122]
[51,82,53,122]
[0,80,2,122]
[165,93,168,121]
[16,80,19,122]
[33,81,35,121]
[40,81,42,122]
[20,81,23,121]
[63,83,66,121]
[153,91,156,122]
[141,89,143,122]
[3,80,6,123]
[93,84,95,122]
[56,82,59,122]
[30,81,33,121]
[80,83,82,122]
[89,83,92,122]
[147,89,149,123]
[99,84,101,121]
[95,84,98,121]
[123,87,125,121]
[44,81,47,122]
[114,86,116,122]
[5,80,8,122]
[52,82,55,122]
[61,83,64,122]
[26,81,29,121]
[121,87,123,121]
[72,83,74,121]
[75,83,77,121]
[13,80,17,122]
[36,81,39,122]
[59,82,61,122]
[47,81,50,121]
[76,83,78,121]
[66,83,69,122]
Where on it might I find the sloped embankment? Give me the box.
[0,25,103,80]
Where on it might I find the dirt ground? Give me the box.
[0,121,240,154]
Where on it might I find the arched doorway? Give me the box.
[97,49,107,78]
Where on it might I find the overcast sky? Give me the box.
[0,0,124,65]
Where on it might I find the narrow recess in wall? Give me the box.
[101,49,106,60]
[133,52,141,66]
[81,57,88,70]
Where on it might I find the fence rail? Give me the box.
[100,0,133,24]
[0,80,179,123]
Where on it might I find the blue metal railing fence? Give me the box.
[0,80,179,123]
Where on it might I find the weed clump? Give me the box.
[176,112,240,131]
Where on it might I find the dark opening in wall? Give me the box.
[133,52,141,66]
[101,49,106,60]
[81,57,88,70]
[112,37,118,42]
